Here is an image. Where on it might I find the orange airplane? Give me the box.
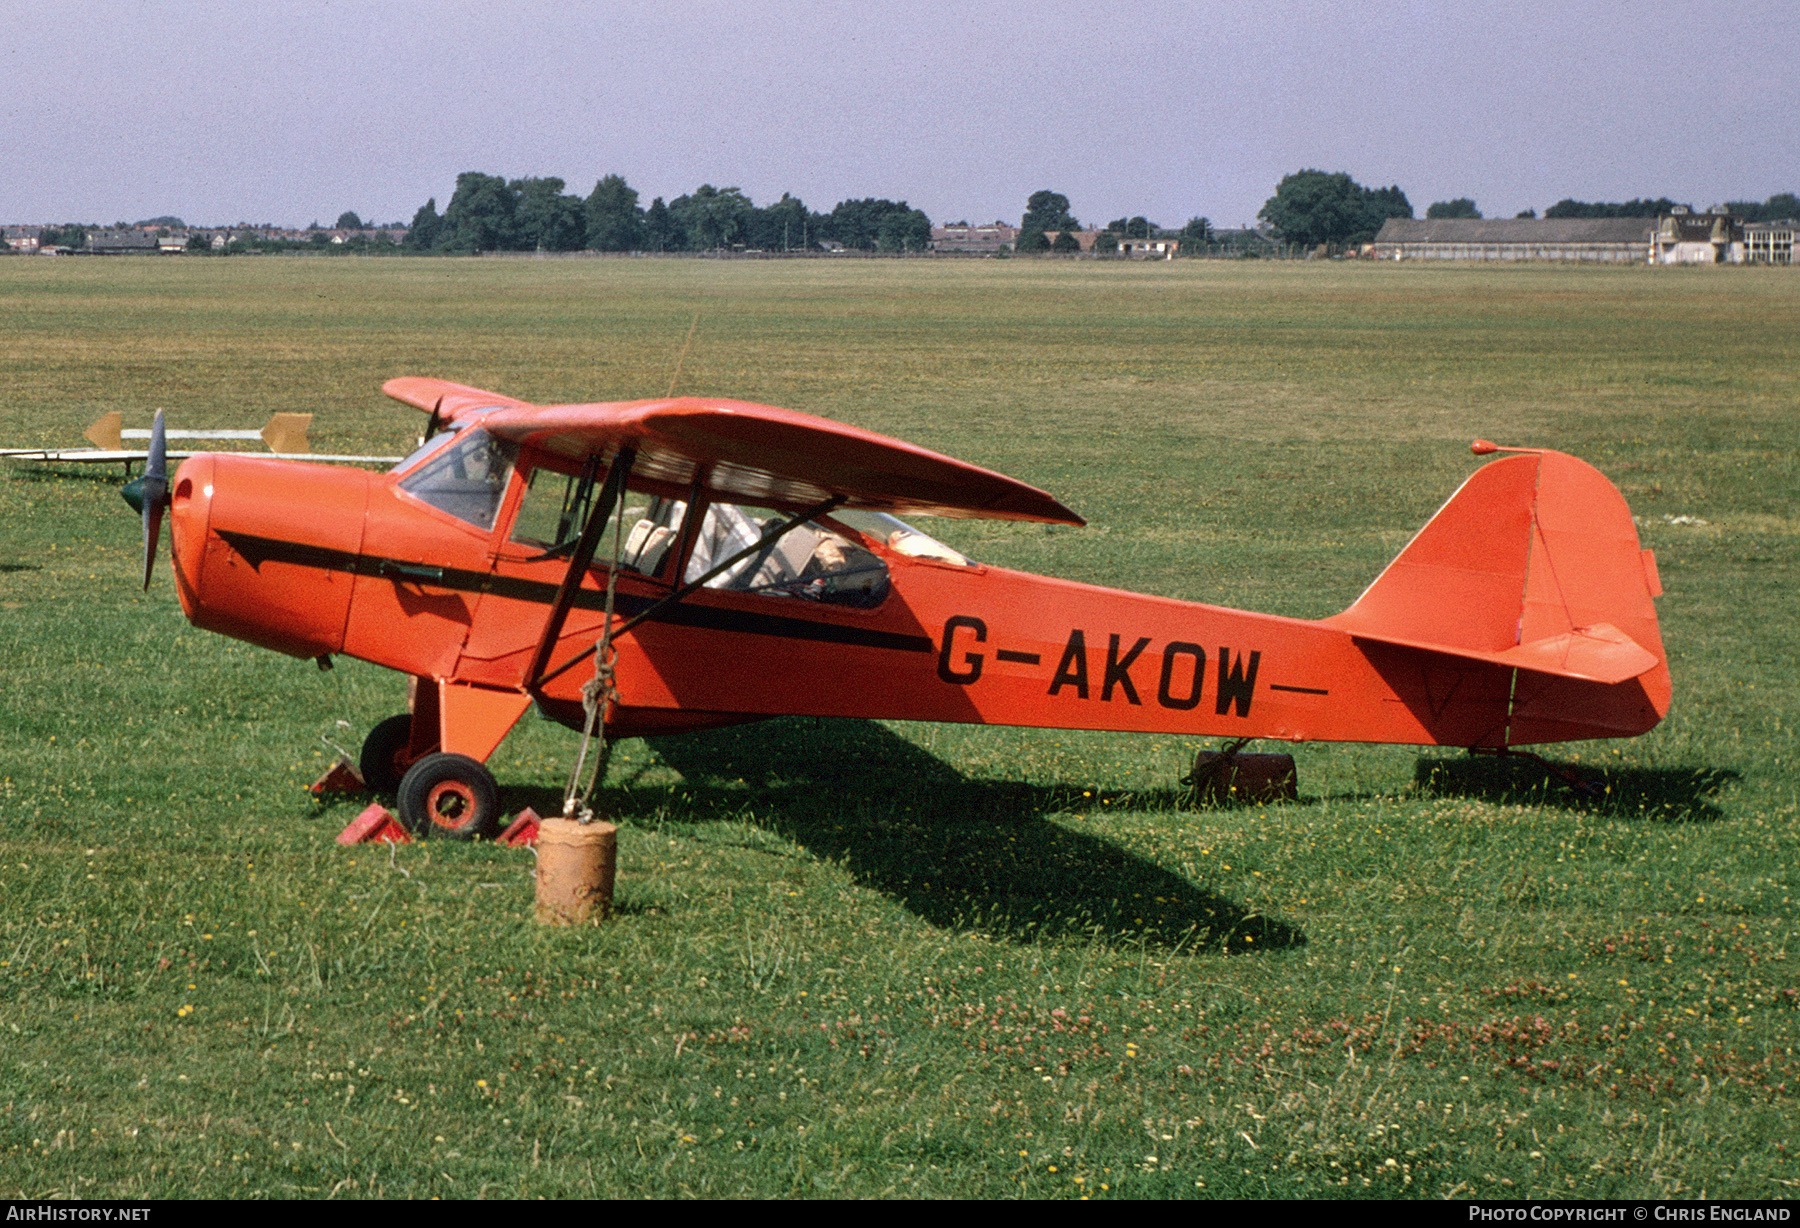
[127,378,1668,837]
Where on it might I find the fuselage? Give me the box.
[165,427,1668,760]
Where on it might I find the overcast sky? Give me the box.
[5,0,1794,231]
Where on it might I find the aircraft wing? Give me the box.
[5,410,400,467]
[384,378,1083,524]
[382,377,538,426]
[0,447,145,463]
[0,447,226,464]
[1,447,400,466]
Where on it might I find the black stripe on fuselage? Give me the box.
[214,530,934,655]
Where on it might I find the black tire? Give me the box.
[396,753,500,841]
[360,714,422,794]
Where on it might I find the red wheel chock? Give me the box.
[310,757,366,797]
[333,804,542,847]
[337,803,413,845]
[498,808,543,847]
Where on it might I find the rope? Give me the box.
[562,479,628,821]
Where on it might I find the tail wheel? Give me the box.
[396,753,500,841]
[359,713,431,794]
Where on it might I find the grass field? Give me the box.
[0,255,1795,1198]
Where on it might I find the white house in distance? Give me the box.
[930,221,1019,253]
[929,221,1180,257]
[1650,208,1745,263]
[1745,221,1797,264]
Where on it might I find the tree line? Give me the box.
[400,173,930,254]
[1257,171,1414,250]
[23,176,1796,258]
[1539,195,1795,221]
[1004,189,1218,255]
[1257,173,1800,250]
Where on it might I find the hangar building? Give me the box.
[1370,217,1651,262]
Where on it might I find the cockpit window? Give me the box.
[620,499,893,608]
[390,430,455,475]
[397,428,518,530]
[620,497,685,577]
[510,462,597,555]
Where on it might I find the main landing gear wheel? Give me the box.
[396,753,500,841]
[359,713,426,794]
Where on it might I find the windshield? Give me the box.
[396,428,518,530]
[830,509,972,566]
[389,430,456,475]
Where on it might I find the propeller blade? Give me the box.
[139,409,169,591]
[142,499,166,591]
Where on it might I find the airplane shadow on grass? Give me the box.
[1413,754,1737,823]
[566,717,1302,954]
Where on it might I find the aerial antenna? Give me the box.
[665,308,701,398]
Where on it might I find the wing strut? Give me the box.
[525,447,637,690]
[533,493,846,692]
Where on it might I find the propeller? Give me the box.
[120,409,170,591]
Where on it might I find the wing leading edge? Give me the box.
[384,378,1083,525]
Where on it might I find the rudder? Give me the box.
[1324,446,1668,740]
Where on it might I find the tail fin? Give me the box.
[259,413,313,456]
[1325,446,1668,741]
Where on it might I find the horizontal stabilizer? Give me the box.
[1348,621,1659,685]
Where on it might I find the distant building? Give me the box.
[1745,220,1797,265]
[1205,227,1282,257]
[3,226,41,253]
[1370,217,1652,262]
[1650,208,1744,264]
[1114,235,1177,259]
[85,229,161,255]
[1046,229,1102,252]
[930,221,1019,253]
[1004,229,1183,258]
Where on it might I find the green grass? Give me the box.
[0,256,1796,1198]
